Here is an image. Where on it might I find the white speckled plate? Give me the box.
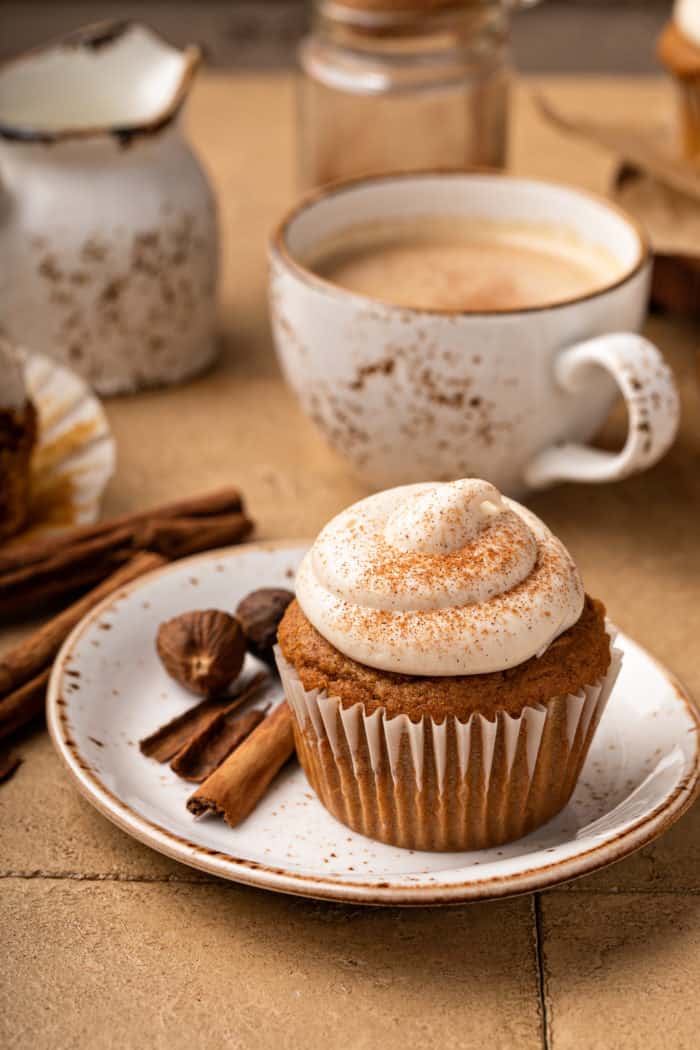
[17,348,115,538]
[47,543,700,905]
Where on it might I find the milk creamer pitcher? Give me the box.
[0,22,219,394]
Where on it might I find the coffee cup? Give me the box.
[269,172,679,496]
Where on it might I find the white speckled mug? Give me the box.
[269,172,679,496]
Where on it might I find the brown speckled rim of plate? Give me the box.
[0,21,201,147]
[269,169,652,319]
[47,541,700,906]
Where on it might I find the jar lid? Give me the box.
[319,0,510,27]
[315,0,517,41]
[326,0,481,12]
[335,0,468,9]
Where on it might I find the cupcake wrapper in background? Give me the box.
[276,636,622,851]
[0,406,36,542]
[658,22,700,161]
[0,452,32,540]
[677,79,700,161]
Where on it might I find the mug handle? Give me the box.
[523,333,680,490]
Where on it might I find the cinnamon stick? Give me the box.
[0,552,166,741]
[133,513,253,560]
[651,253,700,318]
[140,671,268,763]
[0,508,251,613]
[187,702,295,825]
[0,563,133,615]
[0,668,50,740]
[140,696,233,763]
[171,707,267,783]
[0,486,246,574]
[0,747,22,783]
[0,527,136,610]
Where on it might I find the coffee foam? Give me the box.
[305,215,623,312]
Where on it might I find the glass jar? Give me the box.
[298,0,538,188]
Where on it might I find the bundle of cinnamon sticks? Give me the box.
[0,551,166,745]
[0,486,254,777]
[1,479,296,826]
[140,671,295,827]
[0,486,253,613]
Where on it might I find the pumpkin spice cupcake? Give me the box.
[276,478,622,851]
[0,341,37,542]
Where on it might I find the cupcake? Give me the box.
[276,479,621,851]
[0,341,37,541]
[658,0,700,163]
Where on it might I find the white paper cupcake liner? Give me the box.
[21,348,115,535]
[276,632,622,851]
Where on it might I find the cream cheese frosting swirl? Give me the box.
[295,479,584,676]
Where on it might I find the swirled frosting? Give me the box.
[676,0,700,47]
[0,340,26,410]
[295,479,584,675]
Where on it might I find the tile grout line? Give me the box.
[532,893,551,1050]
[541,887,700,896]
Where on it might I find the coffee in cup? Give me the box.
[304,216,621,313]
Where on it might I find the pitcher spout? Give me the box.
[0,21,201,148]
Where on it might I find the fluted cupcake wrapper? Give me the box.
[275,634,623,851]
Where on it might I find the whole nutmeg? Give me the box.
[156,610,246,697]
[235,588,294,664]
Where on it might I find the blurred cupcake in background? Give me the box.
[659,0,700,163]
[0,340,37,541]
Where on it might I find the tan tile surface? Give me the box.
[2,74,699,1049]
[0,0,672,74]
[562,806,700,894]
[540,893,700,1049]
[4,76,698,893]
[0,730,211,881]
[1,880,541,1050]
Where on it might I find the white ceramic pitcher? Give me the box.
[0,22,219,394]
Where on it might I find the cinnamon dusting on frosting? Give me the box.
[295,479,584,675]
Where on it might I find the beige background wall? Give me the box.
[0,0,671,72]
